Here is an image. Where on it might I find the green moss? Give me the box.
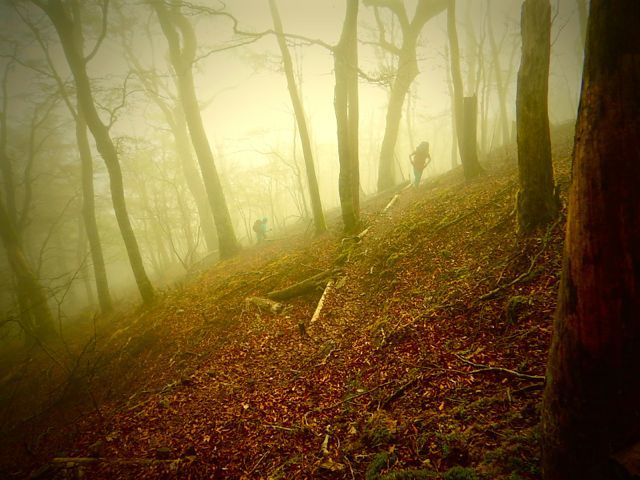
[366,452,396,480]
[443,466,478,480]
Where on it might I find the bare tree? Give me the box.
[33,0,155,304]
[0,63,55,336]
[334,0,360,233]
[151,1,240,258]
[515,0,557,232]
[363,0,447,192]
[119,22,219,254]
[268,0,327,235]
[542,1,640,478]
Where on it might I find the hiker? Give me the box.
[253,217,268,243]
[409,141,432,187]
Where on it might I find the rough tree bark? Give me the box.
[364,0,447,192]
[334,0,360,234]
[542,1,640,479]
[151,2,240,258]
[35,0,155,304]
[515,0,557,233]
[268,0,327,235]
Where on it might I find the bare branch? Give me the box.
[82,0,110,63]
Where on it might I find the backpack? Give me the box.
[253,220,262,233]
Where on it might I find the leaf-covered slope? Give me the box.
[4,125,573,479]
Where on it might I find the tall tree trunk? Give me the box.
[365,0,447,192]
[36,0,155,304]
[443,45,459,169]
[487,1,511,147]
[515,0,557,232]
[542,2,640,479]
[172,107,218,252]
[121,39,218,253]
[151,2,240,258]
[462,96,481,179]
[335,0,360,234]
[447,0,482,180]
[0,198,53,336]
[76,109,112,313]
[76,214,96,308]
[268,0,327,234]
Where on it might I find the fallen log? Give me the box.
[310,279,334,325]
[245,296,284,314]
[267,269,337,301]
[382,194,400,213]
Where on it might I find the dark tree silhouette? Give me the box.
[542,1,640,478]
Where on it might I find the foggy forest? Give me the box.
[0,0,638,478]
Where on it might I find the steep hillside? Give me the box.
[1,125,574,479]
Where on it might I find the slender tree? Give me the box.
[334,0,360,233]
[446,0,482,180]
[487,0,511,147]
[515,0,557,232]
[268,0,327,235]
[151,1,240,258]
[120,29,219,253]
[363,0,447,192]
[542,1,640,478]
[33,0,155,304]
[14,6,114,313]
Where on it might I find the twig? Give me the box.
[319,380,395,411]
[454,353,545,381]
[479,218,560,301]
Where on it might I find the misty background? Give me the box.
[0,0,583,323]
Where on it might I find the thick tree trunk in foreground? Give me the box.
[152,3,240,258]
[334,0,360,234]
[542,2,640,479]
[37,0,155,304]
[515,0,557,233]
[269,0,327,235]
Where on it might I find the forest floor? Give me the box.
[0,124,574,480]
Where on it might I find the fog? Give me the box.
[0,0,584,326]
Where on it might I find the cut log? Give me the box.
[310,279,334,325]
[382,194,399,213]
[267,269,337,301]
[245,296,283,314]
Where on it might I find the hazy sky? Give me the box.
[1,0,584,182]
